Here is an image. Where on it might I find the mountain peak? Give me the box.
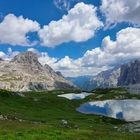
[0,51,75,91]
[11,51,39,64]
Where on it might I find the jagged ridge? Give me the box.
[76,59,140,93]
[0,51,75,91]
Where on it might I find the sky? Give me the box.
[0,0,140,77]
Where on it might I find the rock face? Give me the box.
[91,67,121,88]
[0,52,75,91]
[118,60,140,86]
[84,67,121,91]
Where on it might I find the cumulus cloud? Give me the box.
[27,48,40,55]
[39,2,103,47]
[1,27,140,77]
[45,27,140,77]
[54,0,72,11]
[0,14,40,46]
[52,56,80,70]
[0,48,19,60]
[81,27,140,68]
[38,52,58,66]
[101,0,140,26]
[5,48,19,60]
[38,51,109,77]
[0,51,5,59]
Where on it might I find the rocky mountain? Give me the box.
[118,59,140,86]
[0,51,75,92]
[82,59,140,93]
[117,59,140,94]
[85,67,121,91]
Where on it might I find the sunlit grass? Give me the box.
[0,88,139,139]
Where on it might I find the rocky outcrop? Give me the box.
[83,67,121,91]
[118,60,140,86]
[0,51,75,91]
[92,67,121,88]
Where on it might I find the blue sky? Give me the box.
[0,0,128,58]
[0,0,139,76]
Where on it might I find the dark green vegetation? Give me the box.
[0,88,140,140]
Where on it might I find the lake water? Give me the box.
[76,99,140,122]
[57,92,92,100]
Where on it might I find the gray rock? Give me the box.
[118,59,140,86]
[0,52,75,91]
[83,59,140,93]
[119,122,140,133]
[84,67,121,91]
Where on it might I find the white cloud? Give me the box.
[0,14,40,46]
[0,48,19,60]
[39,2,103,47]
[0,51,5,58]
[52,56,79,70]
[56,65,109,77]
[38,52,109,77]
[101,0,140,26]
[27,48,40,55]
[38,52,58,66]
[47,27,140,77]
[5,48,20,60]
[54,0,72,11]
[1,27,140,77]
[81,27,140,68]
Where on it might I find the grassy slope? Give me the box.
[0,88,139,140]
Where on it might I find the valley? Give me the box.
[0,51,140,140]
[0,88,140,139]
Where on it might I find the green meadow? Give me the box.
[0,88,140,140]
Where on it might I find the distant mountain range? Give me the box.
[66,76,91,90]
[0,51,75,92]
[1,51,140,94]
[68,59,140,94]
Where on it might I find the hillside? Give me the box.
[0,88,140,139]
[0,52,75,91]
